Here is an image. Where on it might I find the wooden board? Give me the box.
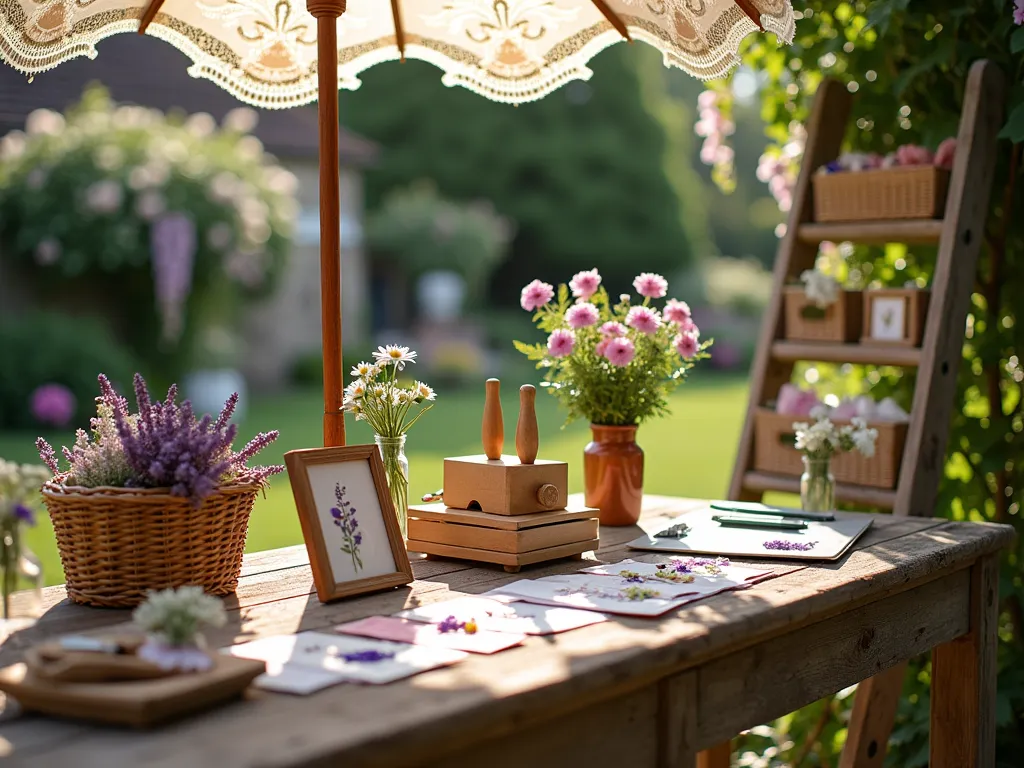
[443,455,568,515]
[627,508,873,562]
[408,518,599,554]
[0,654,265,728]
[405,538,600,570]
[408,503,598,530]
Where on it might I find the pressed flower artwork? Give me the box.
[285,445,414,603]
[331,483,363,573]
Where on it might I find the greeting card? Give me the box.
[335,616,525,654]
[227,632,466,685]
[395,596,607,635]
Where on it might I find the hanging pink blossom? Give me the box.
[626,305,661,335]
[521,279,555,311]
[547,329,575,358]
[600,321,627,338]
[604,337,635,367]
[674,332,699,359]
[565,302,600,329]
[663,299,691,325]
[633,272,668,299]
[569,268,601,300]
[151,212,197,344]
[1015,0,1024,24]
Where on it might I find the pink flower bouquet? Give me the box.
[514,270,711,426]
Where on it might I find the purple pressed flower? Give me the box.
[763,540,817,552]
[334,483,363,572]
[437,615,464,633]
[337,649,395,663]
[30,383,76,427]
[12,504,35,527]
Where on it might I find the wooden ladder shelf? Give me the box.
[708,59,1005,768]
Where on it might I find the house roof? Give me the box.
[0,35,378,166]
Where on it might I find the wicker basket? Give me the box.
[42,481,261,608]
[813,166,950,222]
[783,287,863,343]
[753,408,908,490]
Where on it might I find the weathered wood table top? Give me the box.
[0,496,1013,768]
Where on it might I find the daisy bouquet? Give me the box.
[793,408,879,460]
[514,270,711,426]
[343,345,436,438]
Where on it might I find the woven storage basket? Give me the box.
[753,408,908,490]
[42,481,260,608]
[813,166,950,222]
[783,287,863,343]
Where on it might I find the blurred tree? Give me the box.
[343,45,694,304]
[709,3,1024,765]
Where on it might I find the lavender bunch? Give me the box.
[38,373,282,506]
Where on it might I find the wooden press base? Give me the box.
[407,503,600,573]
[0,654,266,728]
[442,454,568,515]
[408,538,600,573]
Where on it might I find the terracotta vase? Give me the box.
[584,425,644,526]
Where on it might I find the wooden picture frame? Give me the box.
[284,445,413,603]
[861,288,930,347]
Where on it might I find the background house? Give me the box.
[0,35,378,390]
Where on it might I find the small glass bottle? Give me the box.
[800,455,836,513]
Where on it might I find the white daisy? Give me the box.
[415,381,436,401]
[344,380,366,399]
[373,344,417,370]
[350,361,377,379]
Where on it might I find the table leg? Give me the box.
[930,554,998,768]
[696,742,730,768]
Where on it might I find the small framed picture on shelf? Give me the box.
[285,445,413,603]
[862,288,930,347]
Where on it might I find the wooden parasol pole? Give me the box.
[307,0,347,447]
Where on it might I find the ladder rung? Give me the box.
[742,471,897,510]
[772,341,922,367]
[797,219,944,245]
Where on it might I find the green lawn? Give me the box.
[1,375,768,586]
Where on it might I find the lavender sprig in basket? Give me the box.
[36,373,282,608]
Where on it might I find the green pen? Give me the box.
[712,513,809,531]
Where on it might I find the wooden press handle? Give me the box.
[516,385,538,464]
[482,378,504,460]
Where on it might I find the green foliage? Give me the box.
[0,311,137,430]
[0,85,297,377]
[723,2,1024,764]
[514,283,709,426]
[365,181,513,299]
[343,47,694,305]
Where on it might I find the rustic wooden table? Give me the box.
[0,496,1013,768]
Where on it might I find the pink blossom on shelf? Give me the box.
[520,279,555,311]
[934,138,956,170]
[569,268,601,300]
[604,337,636,367]
[895,144,934,166]
[674,332,699,360]
[600,321,627,338]
[595,338,611,358]
[565,302,600,329]
[663,299,692,325]
[775,383,821,417]
[632,272,668,299]
[30,383,76,427]
[1015,0,1024,24]
[547,329,575,358]
[626,305,661,335]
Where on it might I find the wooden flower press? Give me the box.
[407,379,599,572]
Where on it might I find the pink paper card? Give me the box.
[395,596,606,636]
[336,616,526,654]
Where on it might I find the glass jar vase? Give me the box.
[0,526,43,620]
[375,434,410,539]
[800,455,836,513]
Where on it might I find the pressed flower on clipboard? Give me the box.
[331,483,363,572]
